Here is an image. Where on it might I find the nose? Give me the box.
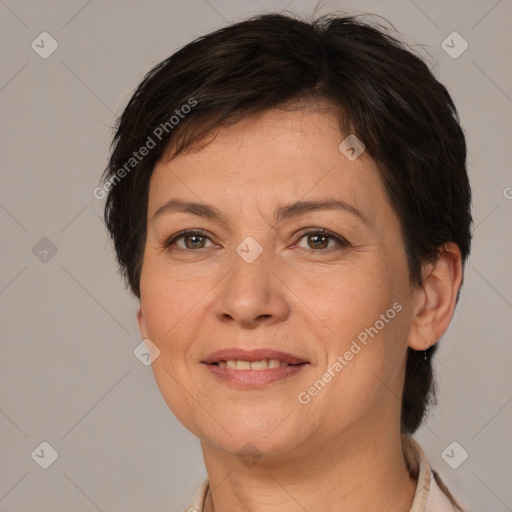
[214,250,290,329]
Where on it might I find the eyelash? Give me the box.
[164,228,351,253]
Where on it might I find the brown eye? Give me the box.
[307,234,329,249]
[295,230,350,251]
[183,234,207,249]
[165,230,214,250]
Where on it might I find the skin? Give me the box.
[137,103,463,512]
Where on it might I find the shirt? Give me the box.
[183,435,460,512]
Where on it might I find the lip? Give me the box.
[202,348,309,365]
[202,348,309,388]
[205,363,307,387]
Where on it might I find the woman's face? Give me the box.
[137,105,420,459]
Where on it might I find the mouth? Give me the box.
[208,359,305,369]
[202,348,309,387]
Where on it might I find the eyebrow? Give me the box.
[151,198,370,226]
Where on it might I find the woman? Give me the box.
[101,12,472,511]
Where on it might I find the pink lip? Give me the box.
[205,363,307,387]
[202,348,308,365]
[202,348,309,388]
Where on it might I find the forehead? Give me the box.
[148,106,392,228]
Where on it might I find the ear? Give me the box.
[408,243,463,351]
[136,305,148,339]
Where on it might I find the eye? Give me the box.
[295,229,350,251]
[164,228,350,252]
[165,230,215,250]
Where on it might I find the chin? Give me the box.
[201,417,309,460]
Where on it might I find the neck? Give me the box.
[201,426,417,512]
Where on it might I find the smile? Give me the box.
[204,360,308,387]
[213,359,296,369]
[202,348,309,387]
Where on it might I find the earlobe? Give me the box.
[407,243,463,351]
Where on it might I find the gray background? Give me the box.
[1,0,511,510]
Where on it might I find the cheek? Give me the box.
[309,262,395,336]
[140,269,210,431]
[140,265,205,344]
[309,264,409,392]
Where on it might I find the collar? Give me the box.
[184,435,458,512]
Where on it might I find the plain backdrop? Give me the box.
[1,1,511,511]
